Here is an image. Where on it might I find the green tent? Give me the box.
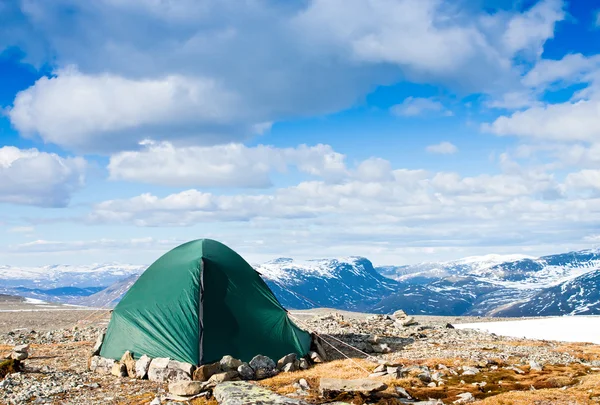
[99,239,311,365]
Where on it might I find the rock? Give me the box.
[237,363,254,380]
[277,353,297,370]
[373,364,386,373]
[311,334,328,361]
[214,381,308,405]
[319,378,387,397]
[135,355,152,379]
[120,351,136,378]
[417,370,432,383]
[367,335,381,344]
[392,309,407,319]
[371,343,391,354]
[506,366,525,375]
[453,392,475,404]
[89,356,116,375]
[194,362,221,381]
[111,362,127,377]
[91,332,105,355]
[461,366,479,376]
[298,379,310,390]
[387,366,400,377]
[282,362,298,372]
[298,358,309,370]
[445,323,455,329]
[368,371,387,377]
[308,351,323,363]
[249,355,277,380]
[529,361,543,371]
[148,358,192,383]
[431,372,444,381]
[208,371,239,384]
[13,344,29,353]
[11,352,27,361]
[395,387,412,399]
[168,381,209,396]
[401,316,417,327]
[220,355,243,372]
[427,382,437,387]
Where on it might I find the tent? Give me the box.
[99,239,311,365]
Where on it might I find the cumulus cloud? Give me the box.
[426,142,458,155]
[522,53,600,88]
[0,146,86,207]
[5,0,567,153]
[391,97,452,117]
[108,141,348,187]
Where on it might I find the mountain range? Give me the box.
[2,249,599,317]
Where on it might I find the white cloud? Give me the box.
[522,53,600,88]
[0,146,86,207]
[565,170,600,192]
[4,0,568,153]
[8,237,182,254]
[108,141,348,187]
[426,142,458,155]
[7,226,35,234]
[391,97,452,117]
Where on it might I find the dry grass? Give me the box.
[555,343,600,362]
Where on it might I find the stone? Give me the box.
[214,381,309,405]
[387,366,400,377]
[111,362,127,377]
[148,358,192,383]
[120,351,136,378]
[135,355,152,379]
[308,351,323,363]
[220,355,243,372]
[506,366,525,375]
[13,344,29,353]
[395,387,412,399]
[237,363,254,380]
[149,397,161,405]
[298,358,309,370]
[277,353,297,370]
[249,355,277,380]
[89,356,116,375]
[431,372,444,381]
[208,371,239,384]
[367,335,381,344]
[282,362,298,372]
[368,371,387,378]
[11,352,27,361]
[453,392,475,404]
[417,370,432,383]
[298,379,310,390]
[91,333,105,355]
[168,381,209,396]
[371,343,391,354]
[373,364,386,373]
[427,382,437,387]
[529,361,543,371]
[311,334,328,361]
[319,378,387,397]
[392,309,407,319]
[194,362,221,381]
[401,316,417,327]
[461,366,479,376]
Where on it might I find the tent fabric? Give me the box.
[99,239,311,365]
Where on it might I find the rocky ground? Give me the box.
[1,306,600,405]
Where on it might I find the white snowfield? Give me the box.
[454,316,600,344]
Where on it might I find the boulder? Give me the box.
[148,358,192,383]
[311,334,328,361]
[168,381,210,396]
[111,362,127,377]
[461,366,479,376]
[368,371,387,378]
[308,351,323,364]
[91,332,105,356]
[135,355,152,379]
[529,361,543,371]
[371,343,391,354]
[298,358,309,370]
[395,387,412,399]
[400,316,417,327]
[120,351,136,378]
[220,355,243,372]
[319,378,387,397]
[282,362,298,372]
[453,392,475,404]
[89,356,116,375]
[208,371,239,384]
[392,309,407,319]
[11,352,28,361]
[298,379,310,391]
[214,381,309,405]
[194,361,222,381]
[237,363,254,380]
[13,344,29,353]
[373,364,386,373]
[277,353,297,370]
[386,366,399,376]
[249,355,277,380]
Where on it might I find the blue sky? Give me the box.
[1,0,600,267]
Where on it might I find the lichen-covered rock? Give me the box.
[193,362,221,381]
[111,362,127,377]
[319,378,387,397]
[148,358,192,383]
[249,355,277,380]
[220,355,243,372]
[135,355,152,379]
[214,381,309,405]
[237,363,254,380]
